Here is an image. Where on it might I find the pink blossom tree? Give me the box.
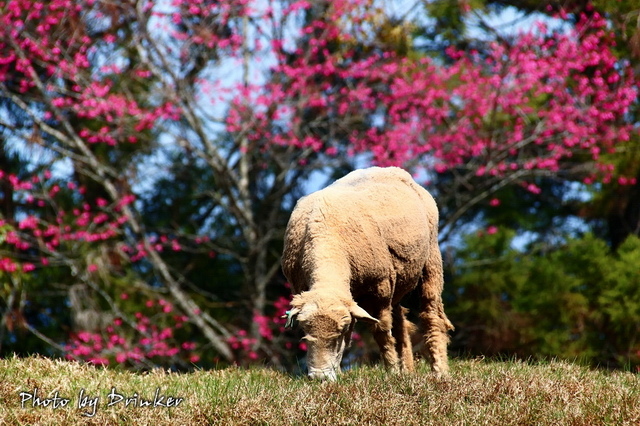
[0,0,637,368]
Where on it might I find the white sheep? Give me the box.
[281,166,453,380]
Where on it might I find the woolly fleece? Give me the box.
[282,167,453,379]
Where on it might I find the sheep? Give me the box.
[281,166,453,380]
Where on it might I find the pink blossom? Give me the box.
[77,331,92,343]
[88,357,109,366]
[22,263,36,272]
[18,216,38,230]
[253,314,273,340]
[182,342,197,351]
[158,327,173,339]
[73,345,91,357]
[525,183,542,195]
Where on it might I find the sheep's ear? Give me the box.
[349,304,379,324]
[282,307,300,328]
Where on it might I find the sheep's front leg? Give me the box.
[392,305,414,372]
[371,306,399,372]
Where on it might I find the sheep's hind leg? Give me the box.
[419,235,454,377]
[420,304,452,377]
[392,305,414,372]
[371,307,400,372]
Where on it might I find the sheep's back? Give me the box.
[282,167,438,294]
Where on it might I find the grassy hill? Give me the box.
[1,355,638,425]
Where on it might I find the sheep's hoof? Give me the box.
[431,366,450,381]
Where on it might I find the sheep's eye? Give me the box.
[340,316,351,328]
[340,320,352,332]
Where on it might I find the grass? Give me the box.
[1,355,639,425]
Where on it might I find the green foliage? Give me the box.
[0,220,70,357]
[447,230,640,368]
[590,0,640,55]
[426,0,481,43]
[584,135,640,247]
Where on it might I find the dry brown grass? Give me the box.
[1,355,639,425]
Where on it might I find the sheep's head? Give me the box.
[284,292,378,381]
